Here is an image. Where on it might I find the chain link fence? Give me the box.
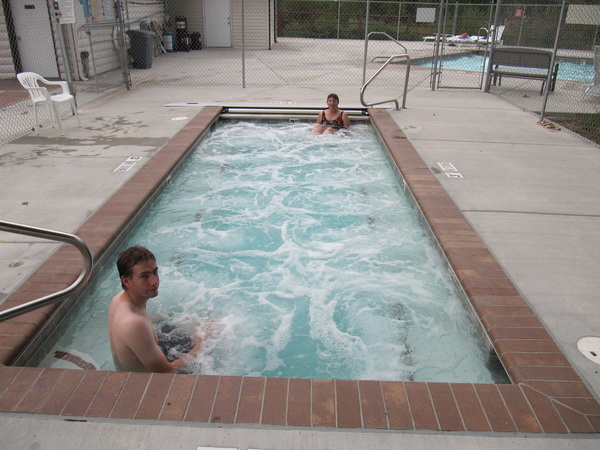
[1,0,598,145]
[483,1,599,144]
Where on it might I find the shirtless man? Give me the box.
[108,245,201,372]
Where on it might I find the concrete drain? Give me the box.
[577,336,600,365]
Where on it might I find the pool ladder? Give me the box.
[361,32,411,110]
[0,220,93,322]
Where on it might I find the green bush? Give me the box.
[277,0,596,50]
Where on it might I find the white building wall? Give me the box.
[231,0,274,50]
[166,0,273,50]
[2,0,167,80]
[0,11,15,78]
[2,0,274,80]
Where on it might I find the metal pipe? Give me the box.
[242,0,246,88]
[540,0,567,122]
[0,221,93,323]
[431,0,446,90]
[360,54,411,110]
[337,0,341,40]
[484,0,503,92]
[55,17,74,99]
[362,0,371,85]
[114,0,131,90]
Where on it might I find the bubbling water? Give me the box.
[36,120,501,383]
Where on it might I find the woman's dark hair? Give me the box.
[327,93,339,102]
[117,245,156,289]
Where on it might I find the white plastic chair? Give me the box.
[17,72,81,135]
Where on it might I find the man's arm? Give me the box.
[169,337,203,371]
[125,319,187,373]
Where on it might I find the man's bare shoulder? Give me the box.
[109,293,150,329]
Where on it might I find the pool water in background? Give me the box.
[32,121,507,383]
[418,53,593,82]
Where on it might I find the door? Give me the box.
[203,0,232,47]
[10,0,59,77]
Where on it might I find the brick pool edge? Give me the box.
[0,106,598,434]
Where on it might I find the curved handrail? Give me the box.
[361,32,411,110]
[364,31,409,62]
[0,220,93,322]
[361,54,411,110]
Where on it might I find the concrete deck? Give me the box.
[0,84,599,448]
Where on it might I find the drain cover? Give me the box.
[437,162,457,172]
[577,336,600,365]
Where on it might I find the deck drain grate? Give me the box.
[577,336,600,365]
[437,162,457,172]
[114,157,142,172]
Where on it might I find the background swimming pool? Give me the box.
[418,53,593,82]
[33,121,506,383]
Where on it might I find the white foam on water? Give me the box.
[32,121,501,383]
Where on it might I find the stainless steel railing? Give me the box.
[361,32,411,110]
[0,220,93,322]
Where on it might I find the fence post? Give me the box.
[484,0,503,92]
[242,0,246,88]
[452,1,459,36]
[540,0,567,122]
[55,16,74,99]
[431,0,446,91]
[362,0,371,85]
[365,0,370,40]
[517,5,527,46]
[114,0,131,90]
[337,0,341,39]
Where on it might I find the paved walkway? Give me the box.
[0,85,598,448]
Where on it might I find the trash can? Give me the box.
[126,29,155,69]
[190,32,202,50]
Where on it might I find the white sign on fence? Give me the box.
[566,5,600,26]
[416,8,436,24]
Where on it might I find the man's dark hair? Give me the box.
[117,245,156,289]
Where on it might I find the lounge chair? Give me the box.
[583,45,600,99]
[422,33,452,43]
[446,25,505,48]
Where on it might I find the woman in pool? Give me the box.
[312,93,350,134]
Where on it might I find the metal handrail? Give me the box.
[0,220,93,322]
[361,54,411,110]
[361,32,411,110]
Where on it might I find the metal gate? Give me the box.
[430,0,496,90]
[79,0,131,98]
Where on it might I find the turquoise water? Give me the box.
[33,121,505,383]
[419,53,593,82]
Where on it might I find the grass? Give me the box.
[545,113,600,145]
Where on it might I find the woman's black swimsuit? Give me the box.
[320,111,345,129]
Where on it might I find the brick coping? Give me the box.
[0,107,598,433]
